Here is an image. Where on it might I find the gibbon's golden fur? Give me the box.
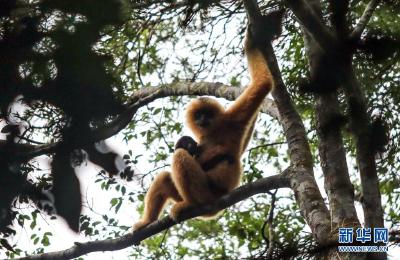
[133,28,274,230]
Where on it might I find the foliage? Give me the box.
[0,0,399,259]
[0,0,126,252]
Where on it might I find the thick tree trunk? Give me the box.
[263,43,332,246]
[303,33,359,229]
[244,0,332,247]
[342,64,384,229]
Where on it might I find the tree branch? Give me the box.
[301,1,359,229]
[257,38,332,246]
[14,173,290,260]
[341,64,384,228]
[7,81,278,161]
[350,0,381,41]
[285,0,337,50]
[263,43,314,170]
[125,81,279,120]
[243,0,262,22]
[241,0,331,244]
[328,0,350,38]
[314,92,360,228]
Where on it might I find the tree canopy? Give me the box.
[0,0,399,259]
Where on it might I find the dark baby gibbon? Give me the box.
[133,26,275,230]
[174,135,199,157]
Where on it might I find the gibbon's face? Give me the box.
[194,109,215,128]
[186,97,224,137]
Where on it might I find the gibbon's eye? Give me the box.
[194,110,214,127]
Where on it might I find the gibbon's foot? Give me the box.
[132,219,151,231]
[170,201,191,223]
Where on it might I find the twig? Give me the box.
[247,141,286,153]
[350,0,381,41]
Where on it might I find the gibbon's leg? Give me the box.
[133,171,181,230]
[171,149,216,203]
[170,149,216,220]
[170,201,193,222]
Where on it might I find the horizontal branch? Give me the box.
[7,81,278,161]
[15,173,290,260]
[126,81,279,119]
[92,81,279,142]
[350,0,381,41]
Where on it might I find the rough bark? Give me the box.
[243,0,332,246]
[302,0,359,230]
[342,65,384,229]
[286,0,385,258]
[262,42,332,245]
[314,91,359,228]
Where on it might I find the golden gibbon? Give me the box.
[133,25,275,230]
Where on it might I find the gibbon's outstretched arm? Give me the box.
[225,32,274,124]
